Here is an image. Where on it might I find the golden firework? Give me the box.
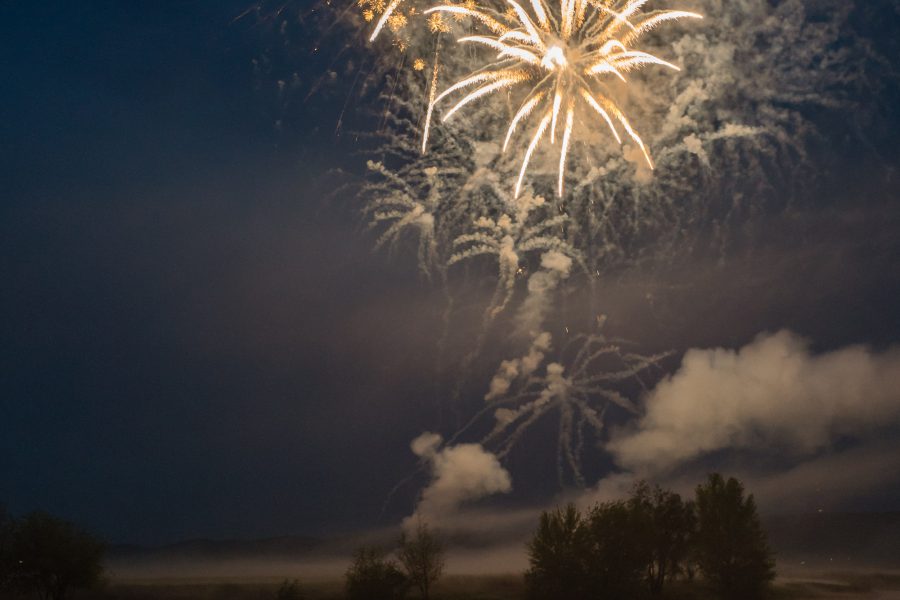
[422,0,702,197]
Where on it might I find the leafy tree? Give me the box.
[584,500,651,599]
[526,501,650,600]
[10,511,105,600]
[397,521,445,600]
[524,504,592,600]
[694,474,775,599]
[629,481,696,596]
[681,500,700,582]
[345,546,408,600]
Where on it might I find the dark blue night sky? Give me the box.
[3,1,900,546]
[1,1,432,543]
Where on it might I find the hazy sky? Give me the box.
[2,1,900,545]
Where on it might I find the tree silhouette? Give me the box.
[526,501,649,600]
[526,477,774,599]
[0,505,13,592]
[9,511,105,600]
[629,481,695,596]
[694,474,775,599]
[397,521,445,600]
[584,500,651,599]
[525,504,592,600]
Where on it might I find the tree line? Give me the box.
[1,472,774,599]
[526,473,775,599]
[345,473,774,600]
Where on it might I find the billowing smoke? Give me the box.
[406,432,512,528]
[485,332,552,401]
[608,331,900,473]
[514,251,574,338]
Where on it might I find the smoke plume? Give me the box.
[609,331,900,473]
[406,432,512,528]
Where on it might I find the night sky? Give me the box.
[3,1,900,546]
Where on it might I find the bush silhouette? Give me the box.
[345,546,408,600]
[398,521,445,600]
[694,474,775,599]
[275,578,306,600]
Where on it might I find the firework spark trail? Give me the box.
[435,192,584,423]
[422,0,702,197]
[421,38,442,153]
[361,69,480,273]
[364,161,443,276]
[481,328,668,485]
[441,324,667,487]
[448,191,583,331]
[335,54,372,136]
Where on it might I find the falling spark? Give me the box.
[422,0,702,197]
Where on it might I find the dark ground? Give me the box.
[52,571,900,600]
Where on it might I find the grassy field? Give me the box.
[83,571,900,600]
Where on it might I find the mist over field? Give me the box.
[103,510,900,585]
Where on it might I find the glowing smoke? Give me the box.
[485,331,552,401]
[514,250,574,338]
[407,432,513,527]
[609,331,900,473]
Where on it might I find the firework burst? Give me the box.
[422,0,702,197]
[474,327,667,486]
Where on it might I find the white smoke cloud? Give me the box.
[485,331,552,401]
[608,330,900,473]
[514,250,573,338]
[407,433,513,528]
[411,431,443,458]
